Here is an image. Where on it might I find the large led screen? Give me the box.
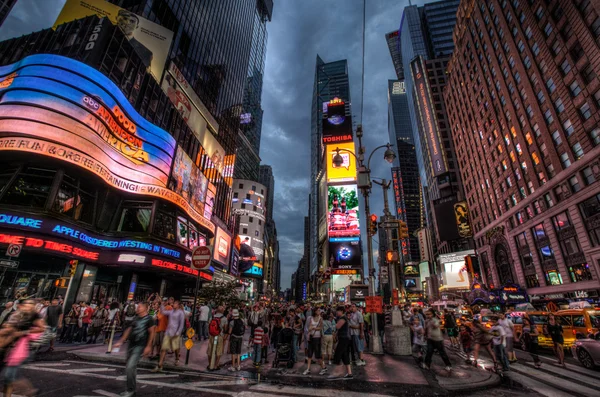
[326,143,357,184]
[212,226,231,269]
[328,185,360,239]
[0,55,213,232]
[322,98,353,143]
[171,147,207,217]
[328,240,361,269]
[53,0,173,82]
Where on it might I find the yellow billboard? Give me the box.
[53,0,173,82]
[326,142,357,184]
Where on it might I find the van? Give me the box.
[556,308,600,348]
[507,311,552,348]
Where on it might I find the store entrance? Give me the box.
[0,252,66,300]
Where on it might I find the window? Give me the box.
[579,193,600,246]
[590,128,600,146]
[532,42,540,57]
[0,166,56,209]
[595,90,600,108]
[582,64,597,84]
[52,173,97,225]
[560,152,572,168]
[583,166,596,185]
[242,227,248,234]
[544,109,554,125]
[576,0,593,15]
[249,216,254,223]
[533,123,541,137]
[536,90,545,104]
[517,40,525,53]
[546,270,564,285]
[554,98,565,114]
[572,142,584,159]
[579,102,592,120]
[551,40,561,56]
[535,6,544,20]
[546,78,556,93]
[152,203,175,241]
[569,80,582,97]
[515,72,521,83]
[591,17,600,39]
[525,274,540,288]
[552,130,562,146]
[524,56,532,69]
[563,119,575,136]
[560,59,571,76]
[569,176,582,193]
[552,5,563,22]
[569,264,594,283]
[545,193,555,208]
[119,201,152,233]
[560,23,573,41]
[531,152,540,165]
[526,132,533,145]
[544,22,553,37]
[527,104,534,118]
[570,42,585,63]
[525,26,532,39]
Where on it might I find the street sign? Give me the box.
[380,267,389,284]
[365,296,383,314]
[0,259,19,268]
[192,246,212,270]
[186,327,196,339]
[383,222,397,229]
[185,338,194,350]
[5,244,22,258]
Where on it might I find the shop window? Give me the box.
[53,173,97,225]
[176,216,189,247]
[0,166,56,209]
[525,274,540,288]
[552,211,572,231]
[189,225,200,249]
[569,264,593,282]
[118,201,152,233]
[579,193,600,246]
[0,166,18,198]
[545,270,563,285]
[153,204,175,241]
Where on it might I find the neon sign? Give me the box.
[0,233,99,260]
[332,269,358,275]
[151,258,200,276]
[0,214,41,229]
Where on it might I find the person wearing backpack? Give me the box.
[227,309,245,372]
[207,306,227,370]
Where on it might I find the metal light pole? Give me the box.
[372,179,398,292]
[333,124,395,355]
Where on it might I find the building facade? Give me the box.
[444,0,600,300]
[0,0,16,27]
[386,30,404,79]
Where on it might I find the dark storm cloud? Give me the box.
[261,0,431,290]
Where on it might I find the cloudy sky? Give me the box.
[0,0,431,290]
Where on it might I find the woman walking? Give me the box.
[304,307,327,375]
[545,313,565,367]
[471,319,496,367]
[103,302,121,345]
[521,317,542,368]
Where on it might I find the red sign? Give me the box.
[331,269,358,275]
[192,245,212,269]
[0,233,99,260]
[151,258,199,276]
[365,296,383,314]
[392,289,399,306]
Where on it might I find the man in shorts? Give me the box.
[227,309,244,371]
[207,306,228,370]
[321,311,335,365]
[349,304,366,366]
[329,306,353,380]
[152,300,184,371]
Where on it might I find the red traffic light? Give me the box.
[370,214,378,222]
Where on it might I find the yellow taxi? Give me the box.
[507,311,553,348]
[556,307,600,348]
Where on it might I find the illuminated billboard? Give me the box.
[171,146,207,217]
[53,0,173,82]
[327,185,360,239]
[162,62,225,174]
[411,56,448,176]
[454,201,473,238]
[322,98,353,143]
[326,143,357,184]
[328,240,361,269]
[439,250,474,289]
[212,226,232,268]
[0,55,213,232]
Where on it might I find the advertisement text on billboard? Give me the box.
[322,98,352,143]
[327,185,360,239]
[53,0,173,82]
[171,146,207,218]
[454,201,473,238]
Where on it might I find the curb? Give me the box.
[441,369,501,393]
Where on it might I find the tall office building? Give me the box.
[445,0,600,298]
[386,30,404,79]
[0,0,16,27]
[259,165,275,222]
[399,0,473,263]
[310,56,351,276]
[387,80,422,262]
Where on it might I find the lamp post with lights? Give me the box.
[332,124,395,354]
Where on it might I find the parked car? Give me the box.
[571,332,600,369]
[556,308,600,348]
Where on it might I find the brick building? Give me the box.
[444,0,600,301]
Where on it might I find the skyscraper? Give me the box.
[310,56,351,276]
[0,0,16,27]
[385,30,404,79]
[444,0,600,296]
[259,165,275,222]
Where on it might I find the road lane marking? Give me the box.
[510,363,597,397]
[92,391,120,397]
[505,371,577,397]
[520,361,599,389]
[249,384,395,397]
[184,379,254,387]
[69,368,116,373]
[115,374,179,380]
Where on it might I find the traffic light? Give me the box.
[368,214,378,236]
[69,260,78,276]
[398,220,409,239]
[386,250,398,263]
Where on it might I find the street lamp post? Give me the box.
[333,124,395,355]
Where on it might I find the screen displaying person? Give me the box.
[116,10,153,68]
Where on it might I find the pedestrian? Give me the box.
[328,306,353,380]
[459,324,474,364]
[248,305,261,338]
[103,301,121,345]
[521,316,542,368]
[411,317,427,364]
[207,306,228,370]
[0,302,14,327]
[443,309,459,348]
[498,312,517,363]
[261,326,270,364]
[423,309,452,371]
[113,302,156,397]
[292,312,303,363]
[45,298,63,352]
[490,316,510,371]
[152,300,185,371]
[227,309,245,371]
[198,302,210,341]
[76,301,93,343]
[322,311,335,365]
[88,303,107,344]
[304,307,327,375]
[250,320,264,367]
[471,318,496,367]
[60,302,79,343]
[123,300,137,331]
[349,304,366,366]
[544,313,566,367]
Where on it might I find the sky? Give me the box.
[0,0,431,291]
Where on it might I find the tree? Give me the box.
[197,281,244,308]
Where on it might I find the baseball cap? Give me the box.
[232,309,240,318]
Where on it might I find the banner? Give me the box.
[326,143,357,184]
[162,62,225,174]
[454,201,473,238]
[53,0,173,81]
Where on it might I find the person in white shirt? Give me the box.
[198,303,210,341]
[490,316,510,371]
[304,307,327,375]
[498,312,517,363]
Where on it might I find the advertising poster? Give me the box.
[411,55,448,176]
[322,97,353,143]
[212,226,231,268]
[454,201,473,238]
[439,250,474,289]
[326,143,357,184]
[327,185,360,239]
[328,240,361,269]
[433,198,460,242]
[171,146,208,217]
[243,262,263,277]
[204,183,216,221]
[162,62,225,174]
[53,0,174,81]
[238,235,256,273]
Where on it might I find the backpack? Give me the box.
[232,319,245,337]
[126,304,136,318]
[209,317,221,336]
